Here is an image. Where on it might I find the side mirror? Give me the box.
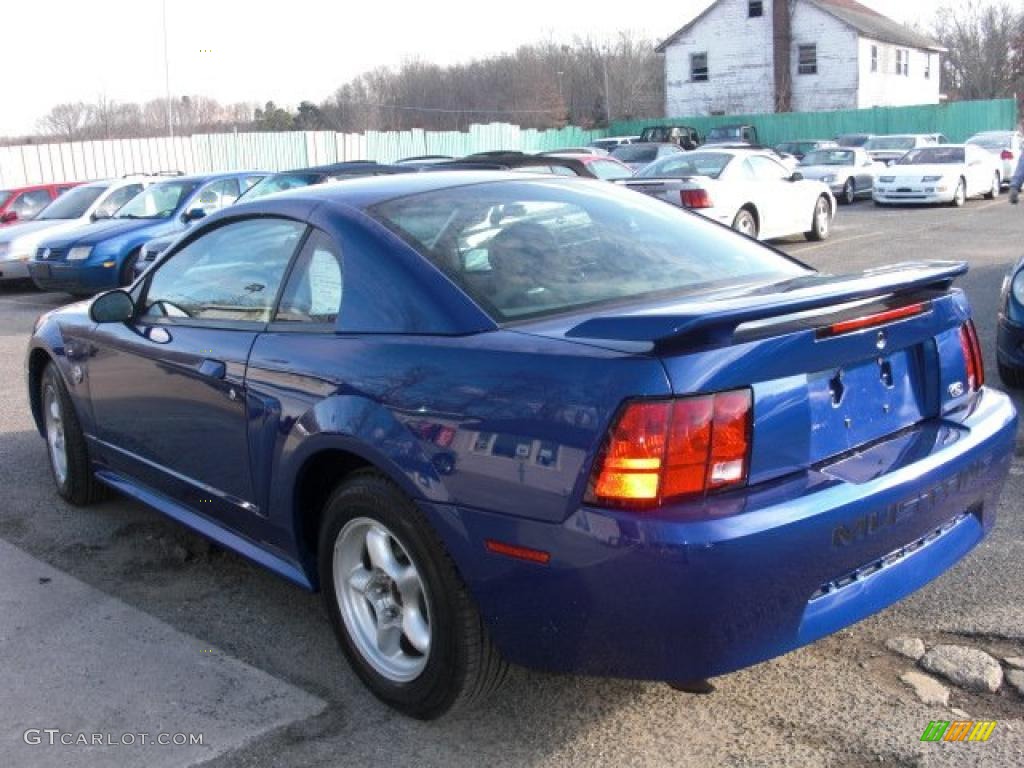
[0,211,18,224]
[183,207,207,223]
[89,289,135,324]
[789,172,804,182]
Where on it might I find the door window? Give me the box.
[747,155,790,181]
[275,230,343,324]
[95,184,144,218]
[142,218,305,324]
[193,178,241,214]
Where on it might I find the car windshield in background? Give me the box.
[368,179,808,322]
[0,192,11,208]
[801,150,854,166]
[612,145,658,163]
[967,136,1010,150]
[242,172,321,200]
[897,147,964,165]
[36,185,107,220]
[638,152,732,179]
[116,181,198,219]
[707,127,744,141]
[865,137,915,151]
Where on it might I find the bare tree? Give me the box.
[37,102,92,141]
[935,1,1024,100]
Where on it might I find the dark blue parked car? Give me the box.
[29,171,265,294]
[26,172,1016,718]
[997,255,1024,386]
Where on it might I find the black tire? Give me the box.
[731,208,758,239]
[318,471,508,719]
[40,362,106,505]
[998,361,1024,389]
[951,178,966,207]
[805,196,831,241]
[985,172,1000,200]
[842,178,856,205]
[119,248,142,287]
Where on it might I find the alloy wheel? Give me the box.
[43,383,68,486]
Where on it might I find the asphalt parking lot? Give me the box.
[1,197,1022,768]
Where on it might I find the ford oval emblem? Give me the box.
[876,330,887,351]
[948,381,965,398]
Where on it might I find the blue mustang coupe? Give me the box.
[29,171,265,295]
[26,172,1016,718]
[997,255,1024,387]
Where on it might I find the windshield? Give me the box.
[612,145,658,163]
[36,185,107,220]
[865,137,915,151]
[896,147,964,165]
[801,150,854,166]
[241,172,321,201]
[836,135,869,147]
[368,179,808,322]
[116,181,197,219]
[638,152,733,179]
[0,192,11,208]
[590,140,618,150]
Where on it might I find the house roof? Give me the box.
[655,0,943,54]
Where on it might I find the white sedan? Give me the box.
[873,144,1002,207]
[620,148,835,241]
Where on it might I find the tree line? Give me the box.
[10,3,1024,146]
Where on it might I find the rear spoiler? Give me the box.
[565,261,966,348]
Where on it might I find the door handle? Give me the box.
[198,358,226,380]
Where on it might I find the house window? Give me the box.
[924,54,931,79]
[871,45,878,72]
[748,0,763,17]
[798,44,817,75]
[896,49,909,76]
[691,52,709,82]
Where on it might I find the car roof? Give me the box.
[153,170,263,185]
[0,182,72,193]
[230,170,552,210]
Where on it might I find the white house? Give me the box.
[657,0,945,117]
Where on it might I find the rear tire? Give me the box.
[985,172,1000,200]
[40,362,106,505]
[998,361,1024,389]
[318,471,508,719]
[805,196,831,241]
[731,208,758,239]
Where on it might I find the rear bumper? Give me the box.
[997,314,1024,367]
[424,388,1016,681]
[28,261,116,294]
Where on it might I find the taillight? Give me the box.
[587,389,752,508]
[959,321,985,391]
[1001,150,1014,161]
[680,188,713,209]
[816,302,928,338]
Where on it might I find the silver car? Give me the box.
[863,134,941,165]
[966,130,1023,187]
[797,148,883,204]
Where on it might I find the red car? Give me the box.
[0,182,81,226]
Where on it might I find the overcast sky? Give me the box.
[4,0,955,136]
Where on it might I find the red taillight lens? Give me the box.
[817,302,928,338]
[959,320,985,391]
[588,390,752,507]
[1001,150,1014,161]
[680,188,713,209]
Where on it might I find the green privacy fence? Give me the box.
[610,99,1019,146]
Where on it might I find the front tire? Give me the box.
[119,248,142,287]
[805,196,831,241]
[40,362,105,505]
[318,472,508,719]
[842,178,856,205]
[951,178,966,207]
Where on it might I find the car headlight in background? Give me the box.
[1013,270,1024,306]
[921,176,943,182]
[67,246,93,261]
[879,176,895,183]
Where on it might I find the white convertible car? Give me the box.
[873,144,1002,207]
[620,148,835,241]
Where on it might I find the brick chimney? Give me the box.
[773,0,792,112]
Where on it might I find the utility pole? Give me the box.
[162,0,174,139]
[602,58,612,125]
